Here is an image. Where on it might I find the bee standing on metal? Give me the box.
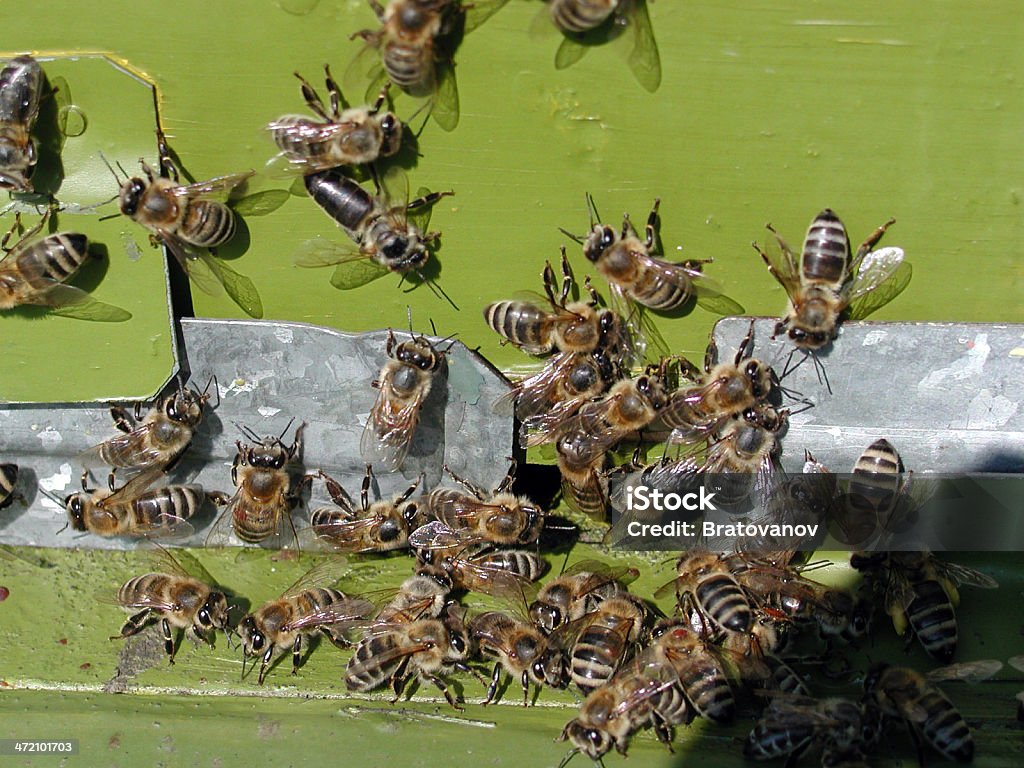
[655,549,753,634]
[0,462,18,509]
[61,467,205,539]
[0,55,43,192]
[110,128,263,318]
[105,543,231,664]
[753,208,910,351]
[427,462,545,547]
[349,0,510,131]
[82,378,215,471]
[546,1,662,93]
[239,562,374,684]
[301,466,426,553]
[206,421,307,549]
[361,327,450,472]
[268,65,402,173]
[295,167,456,306]
[0,211,130,321]
[567,195,743,360]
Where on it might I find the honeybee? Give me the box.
[302,467,426,553]
[556,434,611,522]
[349,0,510,131]
[658,321,777,442]
[268,65,401,173]
[468,610,568,705]
[567,593,648,692]
[655,549,753,634]
[0,463,18,510]
[427,462,545,546]
[863,662,974,763]
[106,543,230,664]
[557,626,694,765]
[294,167,455,305]
[484,248,618,357]
[205,422,306,548]
[0,211,129,321]
[113,129,263,318]
[360,327,450,472]
[650,619,735,725]
[715,607,809,696]
[753,208,910,350]
[842,438,918,544]
[0,55,42,192]
[528,559,639,632]
[569,195,743,359]
[545,1,661,93]
[744,695,883,765]
[409,520,547,597]
[82,378,215,471]
[374,565,453,625]
[239,563,374,684]
[850,550,998,662]
[62,467,204,539]
[345,604,478,709]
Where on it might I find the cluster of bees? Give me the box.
[0,4,1014,768]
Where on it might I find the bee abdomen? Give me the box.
[17,233,89,288]
[345,635,401,691]
[182,200,236,248]
[906,580,958,661]
[0,56,42,123]
[682,667,735,724]
[383,45,432,92]
[133,485,203,527]
[801,209,850,285]
[0,463,18,506]
[304,168,375,236]
[570,629,623,691]
[483,301,553,354]
[630,269,690,310]
[743,721,813,760]
[550,0,617,34]
[919,691,973,762]
[118,573,172,606]
[696,576,751,632]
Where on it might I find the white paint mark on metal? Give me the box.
[257,406,282,418]
[965,389,1019,429]
[37,427,63,449]
[918,334,990,391]
[862,330,888,346]
[273,327,294,344]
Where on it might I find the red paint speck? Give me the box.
[0,586,9,601]
[80,663,92,670]
[58,638,68,646]
[966,341,975,349]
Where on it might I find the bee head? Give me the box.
[395,338,440,371]
[561,720,612,761]
[238,614,264,655]
[582,225,616,263]
[378,113,403,157]
[528,601,561,633]
[862,661,891,695]
[0,137,35,191]
[164,387,205,427]
[199,592,230,631]
[745,360,773,400]
[119,177,148,218]
[64,493,88,532]
[788,324,833,350]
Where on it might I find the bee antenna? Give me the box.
[203,374,221,409]
[97,151,126,184]
[413,268,459,311]
[278,416,297,442]
[558,227,584,246]
[555,747,580,768]
[37,485,65,507]
[235,422,262,443]
[585,191,601,227]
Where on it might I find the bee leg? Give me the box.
[323,64,345,119]
[495,460,518,495]
[162,617,177,664]
[520,670,530,707]
[290,636,303,676]
[114,609,153,640]
[453,662,489,689]
[294,70,331,123]
[736,319,757,365]
[644,198,661,251]
[396,473,423,504]
[320,626,351,650]
[442,463,486,499]
[852,217,897,265]
[482,662,502,705]
[389,657,413,704]
[319,470,356,514]
[154,126,180,183]
[361,464,375,512]
[110,406,135,434]
[0,213,23,253]
[366,0,386,21]
[257,646,275,685]
[405,189,454,212]
[423,672,463,711]
[651,710,674,752]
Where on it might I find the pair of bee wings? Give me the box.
[204,489,300,550]
[344,0,511,132]
[760,229,912,321]
[883,556,998,611]
[264,117,381,174]
[546,0,662,94]
[147,170,279,319]
[300,506,410,554]
[1,273,132,322]
[359,387,428,475]
[79,415,188,471]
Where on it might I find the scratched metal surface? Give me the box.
[0,318,513,549]
[710,317,1024,474]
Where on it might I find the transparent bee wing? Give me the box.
[98,589,180,613]
[169,171,255,203]
[360,396,418,472]
[158,234,222,297]
[562,559,641,585]
[203,501,239,548]
[278,559,350,599]
[624,0,661,93]
[293,236,365,268]
[231,188,290,217]
[631,303,671,362]
[459,560,535,601]
[554,35,590,70]
[462,0,512,33]
[407,519,470,551]
[847,249,911,320]
[757,228,802,296]
[380,165,412,209]
[430,60,460,133]
[609,666,681,719]
[131,515,196,541]
[527,2,559,40]
[1009,655,1024,673]
[331,259,390,290]
[279,597,375,633]
[102,467,166,504]
[300,516,385,554]
[936,559,999,590]
[344,39,384,98]
[41,285,132,322]
[198,251,264,319]
[926,660,1003,684]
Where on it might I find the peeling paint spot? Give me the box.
[221,371,276,396]
[273,327,294,344]
[965,389,1018,429]
[862,330,887,346]
[37,426,64,449]
[1009,347,1024,358]
[39,464,74,506]
[257,406,282,418]
[918,334,991,390]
